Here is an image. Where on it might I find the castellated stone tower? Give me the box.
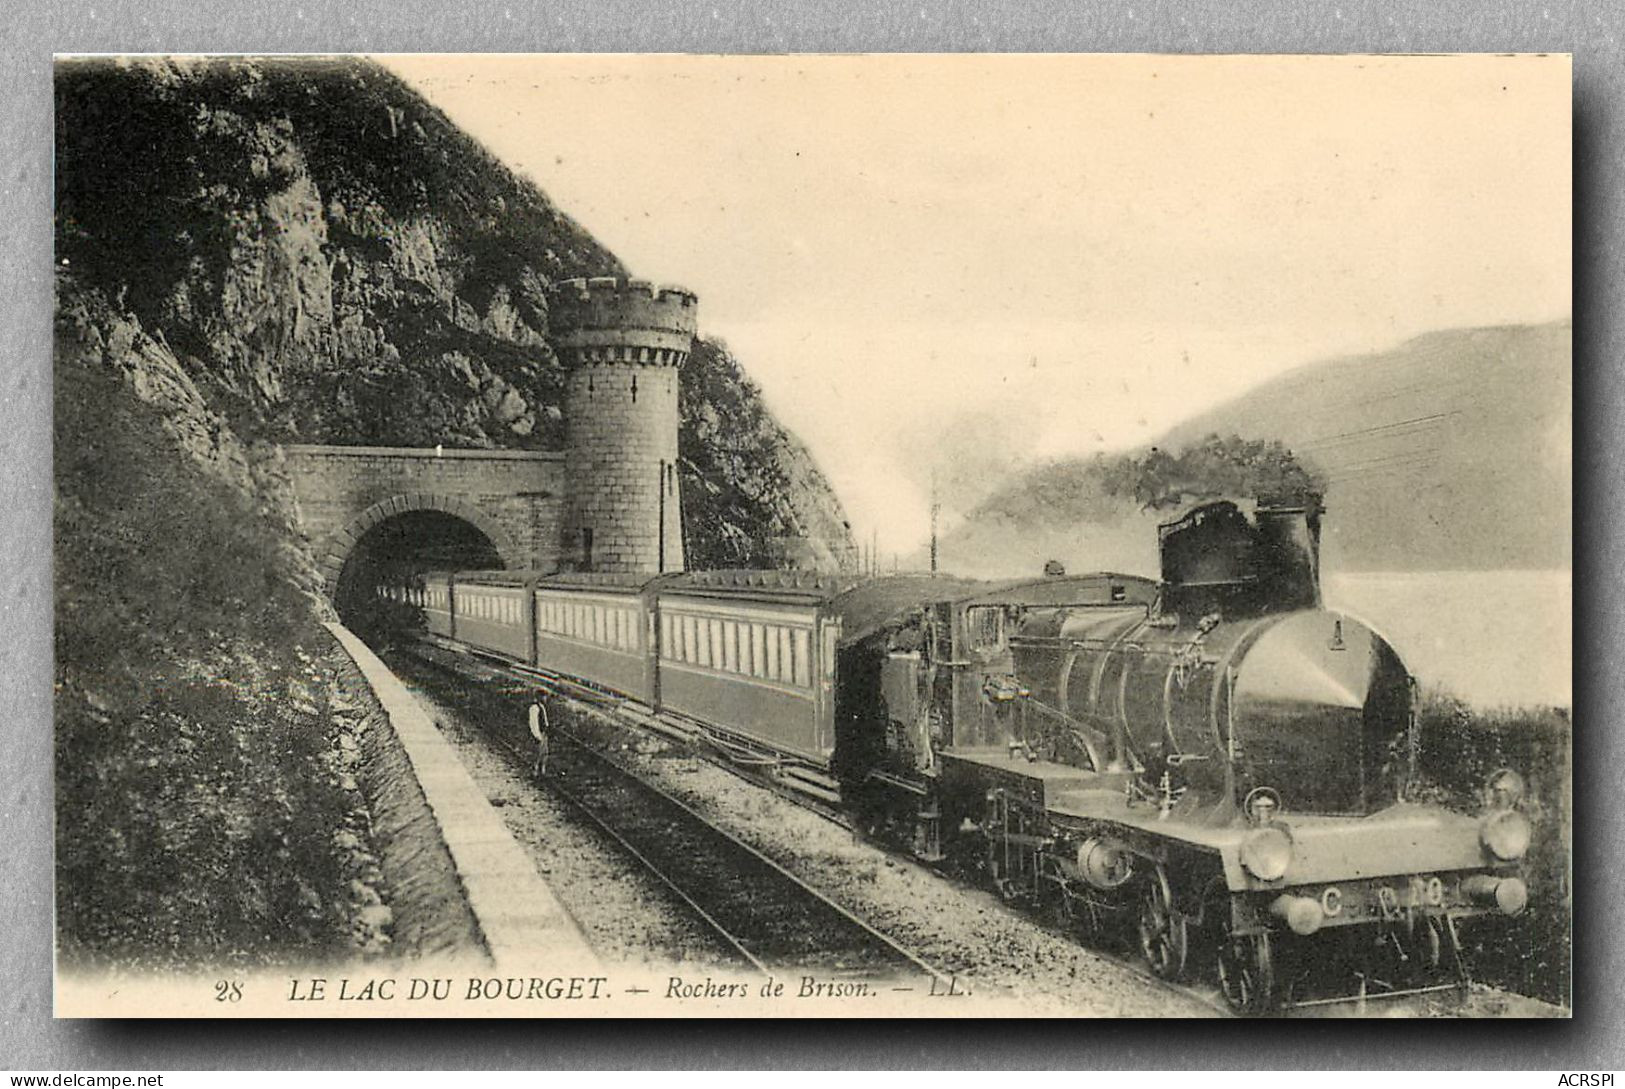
[549,276,697,574]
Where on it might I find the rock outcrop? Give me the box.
[54,55,853,566]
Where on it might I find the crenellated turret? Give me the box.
[549,277,698,574]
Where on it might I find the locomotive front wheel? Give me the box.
[1217,930,1277,1015]
[1137,866,1188,980]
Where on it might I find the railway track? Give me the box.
[387,640,945,986]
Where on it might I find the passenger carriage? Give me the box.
[531,572,662,704]
[452,569,539,662]
[649,571,857,793]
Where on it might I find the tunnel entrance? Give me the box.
[333,509,505,626]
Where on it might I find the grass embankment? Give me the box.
[54,350,359,970]
[1415,692,1571,1007]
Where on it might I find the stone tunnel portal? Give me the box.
[333,509,505,625]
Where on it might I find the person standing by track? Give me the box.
[527,699,551,780]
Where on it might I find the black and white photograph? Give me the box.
[50,52,1571,1019]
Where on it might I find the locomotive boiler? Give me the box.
[851,498,1534,1011]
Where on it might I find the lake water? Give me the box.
[1322,570,1571,710]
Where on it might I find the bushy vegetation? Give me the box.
[55,336,352,969]
[1101,434,1326,511]
[970,433,1324,527]
[1414,691,1571,1006]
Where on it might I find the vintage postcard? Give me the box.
[53,53,1571,1018]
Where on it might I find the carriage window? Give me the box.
[780,628,794,683]
[793,629,812,688]
[751,624,766,678]
[722,621,738,672]
[710,620,724,669]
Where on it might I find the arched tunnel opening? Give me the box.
[333,509,505,630]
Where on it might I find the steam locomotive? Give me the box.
[380,497,1534,1012]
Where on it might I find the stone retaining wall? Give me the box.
[328,632,488,962]
[326,623,599,971]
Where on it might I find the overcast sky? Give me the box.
[384,54,1571,555]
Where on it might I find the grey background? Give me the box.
[3,0,1614,1070]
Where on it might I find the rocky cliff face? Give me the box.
[52,55,855,967]
[55,55,852,566]
[681,338,856,571]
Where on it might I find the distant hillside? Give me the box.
[1161,322,1571,571]
[931,322,1570,577]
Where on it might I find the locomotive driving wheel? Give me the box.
[1217,928,1277,1015]
[1137,864,1188,980]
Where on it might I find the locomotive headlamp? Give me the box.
[1240,825,1294,882]
[1480,808,1532,862]
[1484,768,1526,810]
